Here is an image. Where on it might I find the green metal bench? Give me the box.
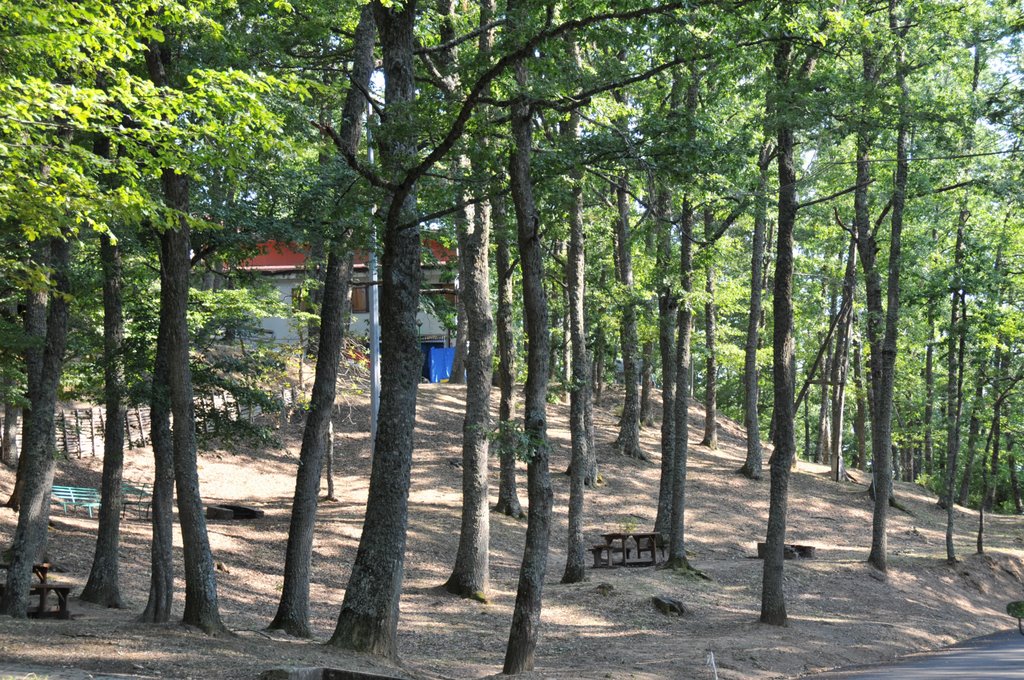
[51,485,101,518]
[121,481,152,519]
[1009,601,1024,636]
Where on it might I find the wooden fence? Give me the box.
[1,390,276,459]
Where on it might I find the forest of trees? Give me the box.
[1,0,1023,672]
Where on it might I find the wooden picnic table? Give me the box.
[595,531,663,567]
[0,562,71,618]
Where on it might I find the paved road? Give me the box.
[808,629,1024,679]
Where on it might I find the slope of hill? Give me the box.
[1,383,1022,679]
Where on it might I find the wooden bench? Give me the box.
[0,582,71,619]
[121,482,152,519]
[51,485,101,518]
[590,544,631,568]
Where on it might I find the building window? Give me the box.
[351,284,368,313]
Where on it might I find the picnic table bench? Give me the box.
[0,562,71,619]
[591,531,665,568]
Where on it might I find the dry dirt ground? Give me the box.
[2,383,1023,680]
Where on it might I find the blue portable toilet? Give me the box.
[421,342,455,382]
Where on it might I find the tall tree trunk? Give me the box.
[449,291,468,384]
[1,235,69,617]
[958,381,984,506]
[140,285,175,623]
[700,208,718,450]
[829,238,856,481]
[1,405,17,467]
[814,297,833,466]
[760,26,798,622]
[271,248,357,636]
[983,351,1008,513]
[493,199,524,519]
[943,224,966,560]
[503,7,553,669]
[654,185,677,536]
[740,142,772,480]
[923,306,936,475]
[978,392,1006,553]
[852,336,868,469]
[160,189,225,634]
[855,20,909,570]
[614,174,643,460]
[81,225,128,609]
[945,38,982,557]
[666,197,694,570]
[446,0,496,597]
[664,69,700,572]
[5,242,49,511]
[146,34,224,633]
[445,148,495,599]
[562,87,594,584]
[640,341,655,427]
[1007,437,1022,514]
[270,5,373,636]
[330,2,422,658]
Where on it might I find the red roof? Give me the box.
[243,241,309,272]
[242,239,455,272]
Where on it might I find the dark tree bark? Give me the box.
[160,189,226,635]
[562,87,594,585]
[654,185,677,537]
[613,174,643,460]
[0,405,17,468]
[739,142,772,480]
[828,239,856,482]
[5,242,48,511]
[449,291,468,384]
[140,285,175,624]
[665,197,694,570]
[958,381,985,506]
[852,337,868,470]
[330,1,422,658]
[943,218,967,561]
[323,419,337,502]
[81,225,128,609]
[813,294,834,466]
[146,33,225,634]
[855,14,910,570]
[494,199,524,519]
[700,208,719,450]
[270,4,372,636]
[271,247,357,635]
[503,5,554,668]
[761,17,801,623]
[978,380,1013,553]
[1008,437,1022,515]
[445,0,496,599]
[923,306,936,475]
[640,341,655,427]
[1,235,69,617]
